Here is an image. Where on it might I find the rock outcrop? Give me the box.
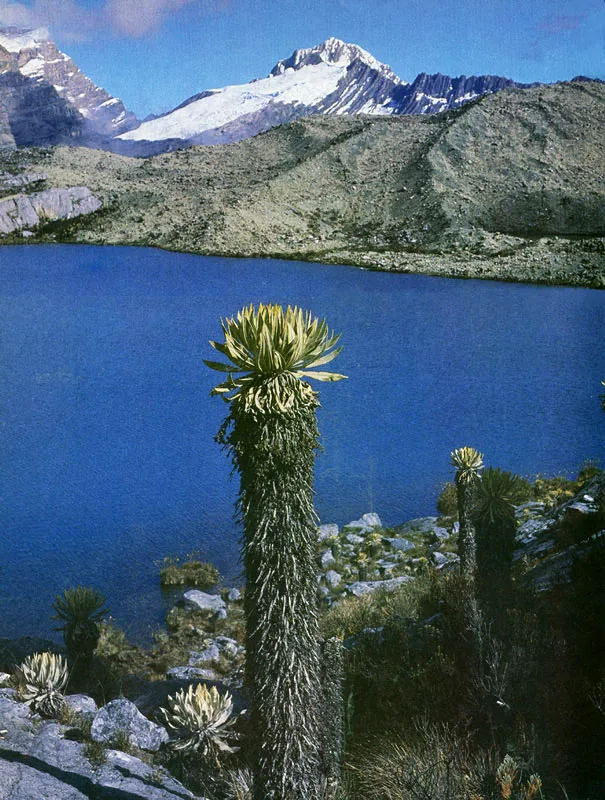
[91,698,169,752]
[0,185,101,235]
[0,693,202,799]
[517,473,605,591]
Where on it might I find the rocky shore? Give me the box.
[0,472,602,798]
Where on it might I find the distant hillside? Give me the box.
[1,80,603,287]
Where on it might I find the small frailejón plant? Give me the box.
[52,586,108,669]
[450,446,484,577]
[205,303,345,800]
[159,683,240,762]
[19,652,68,717]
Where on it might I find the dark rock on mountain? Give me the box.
[0,27,138,139]
[389,72,534,114]
[0,69,83,146]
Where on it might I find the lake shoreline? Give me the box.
[7,234,602,290]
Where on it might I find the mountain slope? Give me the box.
[1,81,602,287]
[0,26,138,140]
[117,37,530,148]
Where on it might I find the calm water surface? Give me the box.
[1,245,604,640]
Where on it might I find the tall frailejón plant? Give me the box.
[450,446,484,577]
[205,303,346,800]
[450,447,484,692]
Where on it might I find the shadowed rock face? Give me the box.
[0,69,83,146]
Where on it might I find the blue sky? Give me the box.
[0,0,603,117]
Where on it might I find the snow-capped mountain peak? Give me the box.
[270,36,404,85]
[118,38,406,148]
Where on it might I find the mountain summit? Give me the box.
[269,36,403,84]
[0,32,536,153]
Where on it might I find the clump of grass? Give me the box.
[158,554,220,589]
[353,723,475,800]
[108,728,133,753]
[321,568,442,640]
[84,739,107,767]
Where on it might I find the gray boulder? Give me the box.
[385,537,415,552]
[360,512,382,528]
[227,587,242,602]
[189,643,221,665]
[320,549,336,569]
[318,523,339,541]
[0,694,201,799]
[394,516,440,536]
[325,570,343,587]
[167,666,216,681]
[65,694,98,717]
[183,589,227,617]
[0,186,102,235]
[344,513,382,534]
[91,698,169,752]
[345,533,365,545]
[346,576,413,597]
[214,636,242,659]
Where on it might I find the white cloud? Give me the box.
[104,0,196,37]
[0,0,228,40]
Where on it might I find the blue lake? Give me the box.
[1,245,604,641]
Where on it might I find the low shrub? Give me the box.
[437,481,459,518]
[158,555,220,589]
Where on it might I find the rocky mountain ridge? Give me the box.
[118,36,533,151]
